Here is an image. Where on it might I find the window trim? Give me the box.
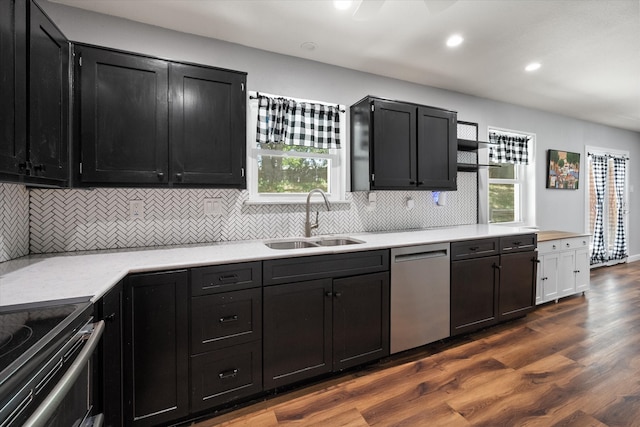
[246,91,347,204]
[484,126,536,227]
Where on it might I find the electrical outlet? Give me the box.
[204,198,223,216]
[129,200,144,220]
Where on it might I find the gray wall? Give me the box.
[38,1,640,259]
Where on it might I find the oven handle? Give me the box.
[22,320,105,427]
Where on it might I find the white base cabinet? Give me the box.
[536,237,589,304]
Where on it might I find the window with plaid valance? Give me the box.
[256,95,341,149]
[488,132,530,165]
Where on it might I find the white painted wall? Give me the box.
[38,1,640,259]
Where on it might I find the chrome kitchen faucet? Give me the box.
[305,189,331,237]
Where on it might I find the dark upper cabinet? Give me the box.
[350,96,457,191]
[76,44,246,188]
[0,0,26,179]
[169,63,245,186]
[0,0,69,185]
[28,0,69,182]
[77,45,169,185]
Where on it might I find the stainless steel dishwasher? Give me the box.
[390,242,450,354]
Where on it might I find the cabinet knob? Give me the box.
[417,181,424,185]
[566,243,571,248]
[493,263,502,270]
[409,181,416,185]
[157,172,164,179]
[542,277,548,281]
[175,173,183,181]
[326,291,333,297]
[18,162,28,174]
[33,164,46,174]
[552,245,556,249]
[334,292,342,298]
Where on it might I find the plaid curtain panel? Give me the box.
[590,155,608,265]
[610,157,628,260]
[488,132,529,164]
[256,95,341,149]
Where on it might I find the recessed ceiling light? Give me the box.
[446,34,464,48]
[300,41,317,51]
[333,0,352,10]
[525,62,541,72]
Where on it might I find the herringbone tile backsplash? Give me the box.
[0,183,30,262]
[28,178,477,254]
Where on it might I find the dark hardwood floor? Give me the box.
[192,262,640,427]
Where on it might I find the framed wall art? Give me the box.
[547,149,580,189]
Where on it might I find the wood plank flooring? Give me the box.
[190,262,640,427]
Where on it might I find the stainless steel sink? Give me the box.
[264,240,319,249]
[314,237,364,246]
[264,237,364,249]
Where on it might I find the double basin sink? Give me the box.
[265,236,364,250]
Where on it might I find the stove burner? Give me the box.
[0,325,34,358]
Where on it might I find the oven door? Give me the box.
[3,319,105,427]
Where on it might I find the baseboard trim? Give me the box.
[627,254,640,263]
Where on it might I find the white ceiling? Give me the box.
[50,0,640,132]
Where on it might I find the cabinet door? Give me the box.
[498,251,537,320]
[78,45,168,185]
[99,281,123,427]
[416,106,456,190]
[333,272,390,371]
[450,256,499,336]
[540,252,559,303]
[0,0,26,177]
[263,279,332,389]
[169,63,246,186]
[27,1,69,182]
[574,247,590,293]
[124,271,189,426]
[558,250,577,297]
[371,100,416,189]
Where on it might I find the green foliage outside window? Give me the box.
[257,143,329,193]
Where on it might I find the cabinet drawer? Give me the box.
[191,261,261,295]
[500,234,537,253]
[191,288,261,353]
[450,238,499,261]
[263,250,389,286]
[537,240,561,253]
[190,341,262,412]
[561,237,589,250]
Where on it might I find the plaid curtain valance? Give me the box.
[256,95,341,149]
[488,132,530,165]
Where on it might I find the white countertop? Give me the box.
[0,224,537,308]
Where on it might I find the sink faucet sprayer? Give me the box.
[305,189,331,237]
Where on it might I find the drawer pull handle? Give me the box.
[218,274,239,284]
[493,263,502,270]
[469,246,480,251]
[219,315,239,324]
[218,369,239,380]
[513,241,522,246]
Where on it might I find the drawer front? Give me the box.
[191,288,262,353]
[538,240,561,253]
[191,261,261,296]
[500,234,537,253]
[450,238,499,261]
[263,249,389,286]
[190,341,262,412]
[561,236,589,250]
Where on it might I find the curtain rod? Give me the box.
[588,152,629,160]
[249,92,345,113]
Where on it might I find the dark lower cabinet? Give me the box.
[124,270,189,427]
[450,255,499,336]
[263,278,333,389]
[450,235,537,336]
[263,267,390,390]
[498,251,537,321]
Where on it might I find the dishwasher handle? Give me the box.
[393,249,448,263]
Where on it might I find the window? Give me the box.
[487,128,535,225]
[247,92,347,203]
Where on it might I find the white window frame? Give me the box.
[485,126,536,227]
[246,91,347,204]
